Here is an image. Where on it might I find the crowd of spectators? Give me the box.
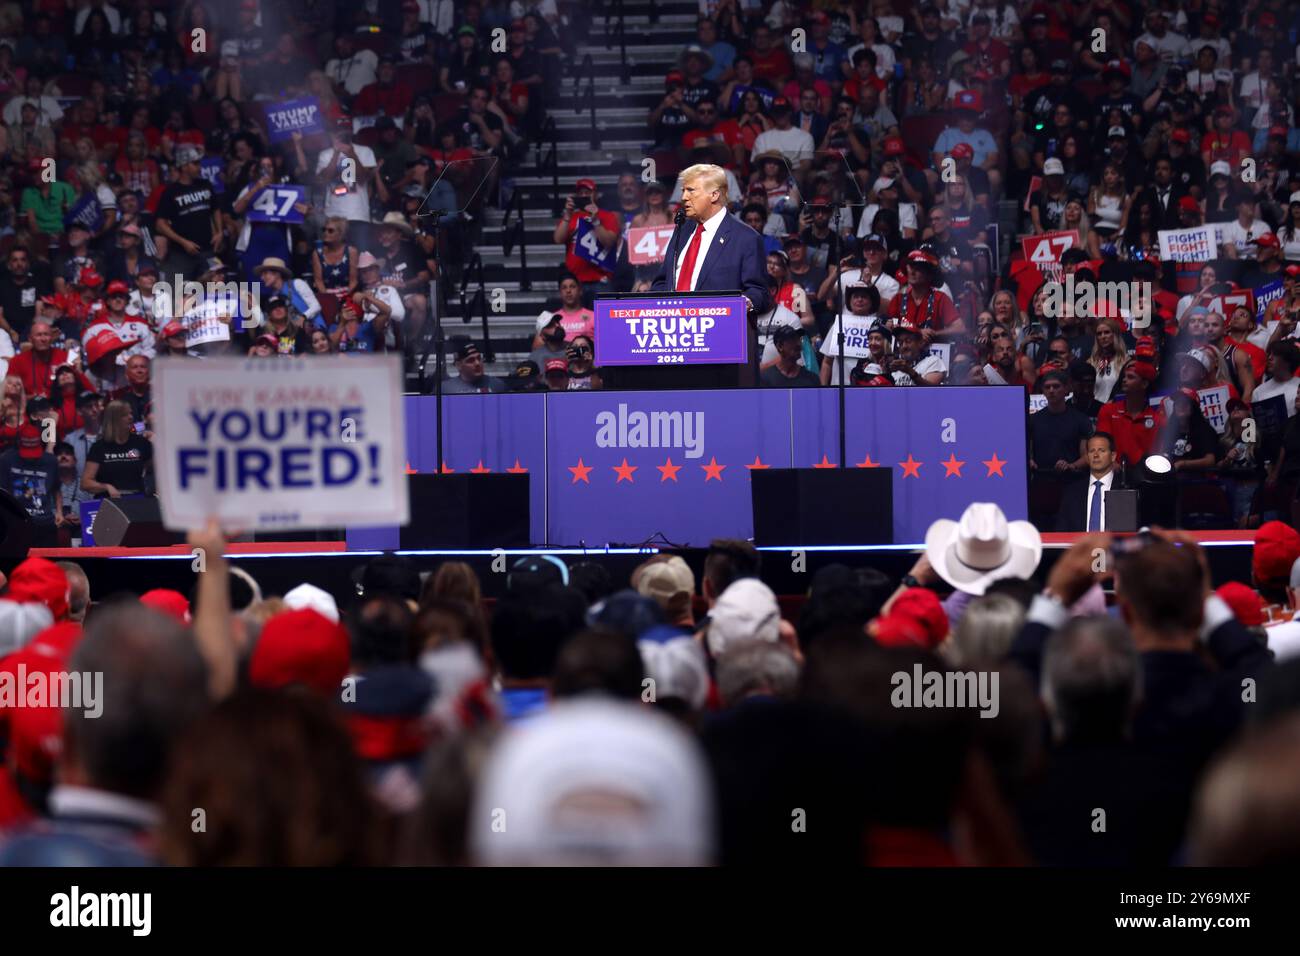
[0,507,1297,866]
[0,0,583,542]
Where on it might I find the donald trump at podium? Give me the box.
[651,164,771,315]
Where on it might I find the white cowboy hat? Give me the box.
[924,502,1042,596]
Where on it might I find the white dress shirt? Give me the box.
[1085,469,1115,531]
[673,206,728,291]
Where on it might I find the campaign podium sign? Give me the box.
[594,292,749,367]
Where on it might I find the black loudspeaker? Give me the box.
[1105,489,1139,532]
[93,497,182,547]
[401,474,530,549]
[752,468,893,546]
[0,488,34,559]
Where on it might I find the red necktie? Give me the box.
[675,224,704,292]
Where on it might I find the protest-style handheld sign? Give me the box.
[1158,225,1216,262]
[927,342,952,371]
[1020,230,1078,282]
[573,216,619,273]
[820,314,880,359]
[153,356,408,532]
[626,225,678,265]
[1197,384,1230,434]
[245,185,307,224]
[265,97,326,143]
[1207,289,1254,319]
[181,297,238,347]
[1255,280,1285,321]
[62,191,103,233]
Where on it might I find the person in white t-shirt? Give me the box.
[821,284,884,385]
[1221,193,1274,259]
[1253,340,1300,417]
[325,34,379,97]
[1134,10,1189,64]
[315,122,378,232]
[834,233,900,311]
[751,99,815,171]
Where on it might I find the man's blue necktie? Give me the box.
[1088,479,1103,532]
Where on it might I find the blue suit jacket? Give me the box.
[651,213,772,315]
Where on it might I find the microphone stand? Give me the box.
[667,206,687,283]
[417,210,446,474]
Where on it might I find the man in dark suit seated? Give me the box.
[1057,431,1128,531]
[652,163,771,381]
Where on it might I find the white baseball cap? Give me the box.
[1042,158,1065,176]
[638,636,710,711]
[707,578,781,657]
[283,583,340,623]
[470,698,714,865]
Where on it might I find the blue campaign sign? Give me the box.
[63,191,103,232]
[265,97,325,143]
[1255,279,1284,321]
[572,216,618,273]
[79,499,102,546]
[245,185,307,223]
[199,156,225,195]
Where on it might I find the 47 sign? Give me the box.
[1021,229,1079,281]
[246,185,307,223]
[627,225,678,265]
[572,216,618,272]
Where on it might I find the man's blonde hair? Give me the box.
[679,163,727,199]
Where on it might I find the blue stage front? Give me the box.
[347,388,1029,549]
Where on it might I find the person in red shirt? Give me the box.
[681,99,744,170]
[1201,106,1252,168]
[887,249,959,342]
[353,56,414,120]
[962,12,1012,78]
[552,177,620,285]
[1096,360,1166,466]
[7,321,92,399]
[747,23,793,87]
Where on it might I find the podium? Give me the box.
[593,291,755,389]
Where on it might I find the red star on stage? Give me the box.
[405,461,418,474]
[855,453,879,468]
[569,458,592,483]
[701,457,726,482]
[812,455,837,468]
[745,455,770,469]
[470,460,491,474]
[612,458,638,483]
[982,453,1007,477]
[898,455,923,478]
[439,462,455,474]
[506,459,528,474]
[657,457,682,482]
[940,454,965,478]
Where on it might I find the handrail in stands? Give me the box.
[573,53,599,149]
[501,188,531,292]
[536,115,561,219]
[458,251,494,362]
